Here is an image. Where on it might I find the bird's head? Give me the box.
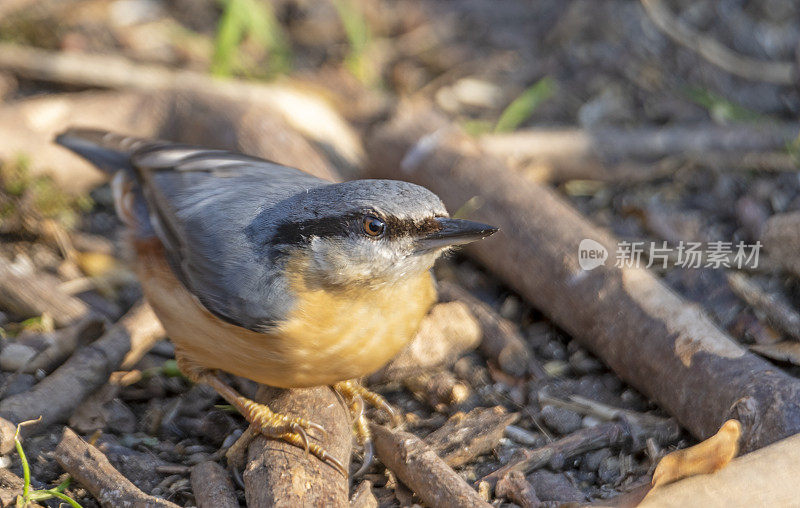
[267,179,497,289]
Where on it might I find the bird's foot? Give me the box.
[190,365,347,476]
[244,400,347,476]
[333,380,402,476]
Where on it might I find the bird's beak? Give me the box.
[416,217,498,251]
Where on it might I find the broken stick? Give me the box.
[480,123,800,182]
[190,461,238,508]
[0,256,93,327]
[424,406,518,467]
[366,104,800,452]
[243,386,351,507]
[371,424,491,508]
[54,427,180,508]
[0,302,163,425]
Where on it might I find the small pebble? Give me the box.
[598,456,621,484]
[582,448,613,472]
[504,425,545,447]
[540,405,582,435]
[0,343,37,372]
[543,360,570,378]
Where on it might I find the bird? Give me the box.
[55,128,498,475]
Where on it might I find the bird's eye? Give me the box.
[362,215,386,237]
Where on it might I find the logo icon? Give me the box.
[578,239,608,271]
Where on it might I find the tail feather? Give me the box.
[56,128,156,237]
[55,128,149,174]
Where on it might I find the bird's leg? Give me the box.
[175,351,347,475]
[333,379,402,476]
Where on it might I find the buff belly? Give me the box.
[134,240,437,387]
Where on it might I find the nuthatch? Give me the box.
[56,128,497,475]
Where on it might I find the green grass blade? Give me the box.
[494,77,556,133]
[211,0,247,76]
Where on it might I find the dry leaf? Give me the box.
[651,419,741,488]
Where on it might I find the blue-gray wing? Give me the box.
[130,144,328,331]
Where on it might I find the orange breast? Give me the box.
[133,239,436,387]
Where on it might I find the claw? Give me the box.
[318,448,348,477]
[307,420,327,438]
[290,422,310,455]
[352,395,365,423]
[353,439,374,478]
[381,401,403,427]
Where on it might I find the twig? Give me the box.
[495,471,541,508]
[481,422,628,488]
[0,302,163,426]
[349,480,378,508]
[423,406,519,467]
[243,386,351,507]
[370,424,491,508]
[54,427,180,508]
[726,272,800,342]
[640,0,795,85]
[479,123,800,183]
[23,316,106,374]
[370,301,480,382]
[537,394,680,446]
[438,281,544,378]
[190,461,238,508]
[0,467,36,508]
[0,255,94,327]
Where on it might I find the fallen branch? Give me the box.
[424,406,518,467]
[537,394,680,447]
[190,461,238,508]
[437,281,543,378]
[481,422,627,487]
[640,0,795,85]
[726,272,800,342]
[0,255,93,327]
[0,88,342,193]
[370,424,491,508]
[54,427,180,508]
[243,386,351,507]
[640,432,800,506]
[0,43,362,176]
[370,301,480,383]
[0,467,32,508]
[479,123,800,182]
[0,302,163,425]
[366,104,800,452]
[495,471,540,508]
[349,480,378,508]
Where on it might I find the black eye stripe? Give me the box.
[270,212,442,247]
